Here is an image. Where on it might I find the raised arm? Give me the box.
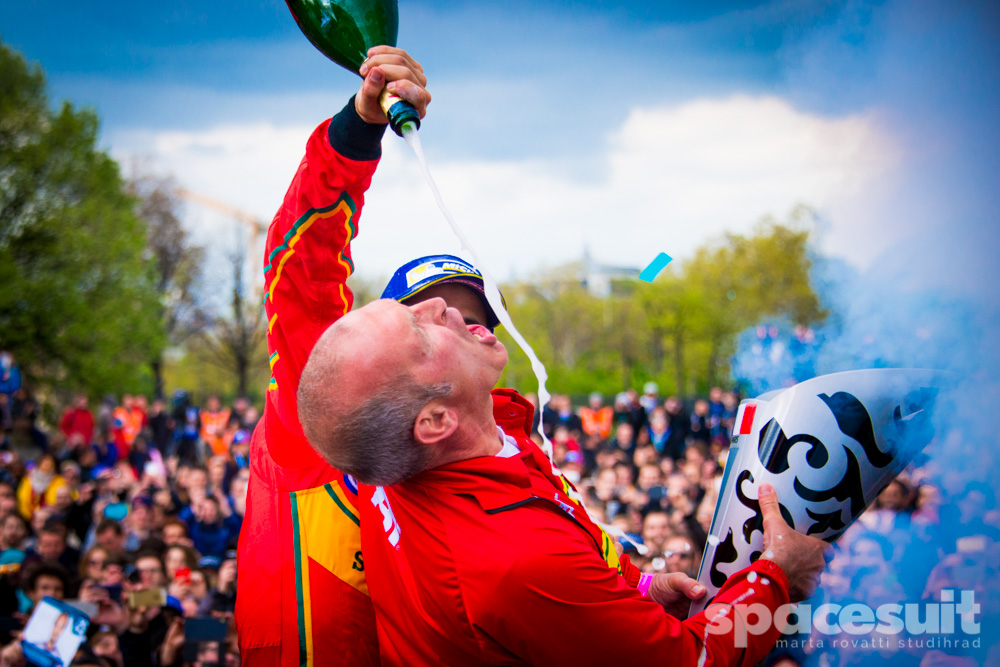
[263,47,430,466]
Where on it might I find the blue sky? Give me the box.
[2,0,998,300]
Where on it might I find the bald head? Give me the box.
[298,302,451,485]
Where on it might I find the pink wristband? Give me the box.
[637,572,653,597]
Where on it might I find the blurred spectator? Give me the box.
[0,514,28,566]
[161,519,191,548]
[689,398,711,443]
[230,429,251,470]
[90,627,124,667]
[101,554,126,588]
[78,546,110,583]
[17,454,67,520]
[611,422,636,459]
[111,396,144,461]
[148,399,172,455]
[639,382,660,413]
[207,555,237,615]
[182,498,237,560]
[200,396,230,458]
[60,395,95,448]
[172,390,200,463]
[94,519,127,557]
[30,521,80,576]
[542,394,582,439]
[24,562,69,607]
[124,497,155,551]
[616,389,648,435]
[78,576,128,634]
[92,439,119,470]
[661,535,700,578]
[0,483,18,520]
[0,353,22,433]
[164,545,199,582]
[579,392,613,440]
[662,396,689,459]
[635,462,664,505]
[134,552,166,590]
[647,407,686,462]
[641,510,672,556]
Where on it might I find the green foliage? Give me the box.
[497,214,825,399]
[163,334,270,406]
[0,42,164,396]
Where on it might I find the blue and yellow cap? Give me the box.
[381,254,504,330]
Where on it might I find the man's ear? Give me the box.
[413,401,458,446]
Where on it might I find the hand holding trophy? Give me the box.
[757,483,832,603]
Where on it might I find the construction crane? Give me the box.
[175,188,269,285]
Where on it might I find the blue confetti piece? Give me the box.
[639,252,673,282]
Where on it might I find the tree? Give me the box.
[0,42,163,396]
[681,210,826,391]
[198,241,267,399]
[494,212,825,399]
[127,170,208,399]
[636,273,705,396]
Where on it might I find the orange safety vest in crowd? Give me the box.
[201,409,231,456]
[580,405,613,439]
[111,406,143,460]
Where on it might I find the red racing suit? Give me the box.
[236,101,640,667]
[359,412,792,666]
[236,100,385,667]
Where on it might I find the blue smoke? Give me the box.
[728,1,1000,663]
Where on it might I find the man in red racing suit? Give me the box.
[236,46,651,667]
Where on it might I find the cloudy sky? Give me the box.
[2,0,997,299]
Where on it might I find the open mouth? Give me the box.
[466,323,497,345]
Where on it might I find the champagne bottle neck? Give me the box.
[378,88,421,137]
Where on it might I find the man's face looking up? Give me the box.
[323,295,508,419]
[371,297,506,392]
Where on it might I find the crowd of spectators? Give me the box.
[0,366,248,666]
[1,348,997,666]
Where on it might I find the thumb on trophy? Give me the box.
[758,483,786,535]
[759,482,831,603]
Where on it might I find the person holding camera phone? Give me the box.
[118,552,170,667]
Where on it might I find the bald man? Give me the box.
[236,46,643,667]
[298,297,831,666]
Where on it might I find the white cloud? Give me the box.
[112,95,900,290]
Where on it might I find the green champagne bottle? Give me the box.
[286,0,420,136]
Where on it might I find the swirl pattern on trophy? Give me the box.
[793,445,867,519]
[735,470,795,543]
[818,392,893,468]
[709,528,739,588]
[757,418,830,474]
